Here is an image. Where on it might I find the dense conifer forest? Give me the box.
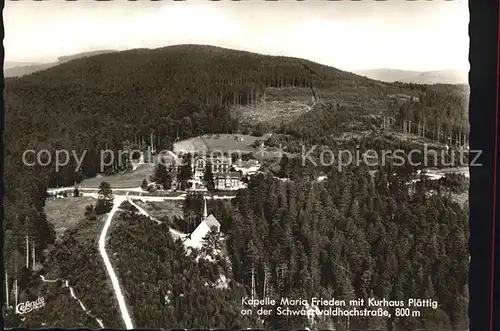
[107,211,262,329]
[224,170,469,330]
[4,220,122,328]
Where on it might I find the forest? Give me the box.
[79,162,469,330]
[3,44,469,329]
[3,219,122,328]
[3,278,102,328]
[107,210,262,329]
[221,167,469,330]
[279,86,468,147]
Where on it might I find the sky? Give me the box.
[3,0,469,72]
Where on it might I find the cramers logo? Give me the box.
[16,297,45,314]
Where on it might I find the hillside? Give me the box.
[280,82,469,147]
[354,68,468,85]
[5,44,429,148]
[5,45,440,189]
[4,44,420,148]
[4,44,470,329]
[4,45,469,246]
[4,44,390,272]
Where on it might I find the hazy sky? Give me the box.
[4,0,469,72]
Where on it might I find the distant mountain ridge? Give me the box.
[4,50,118,78]
[57,50,118,63]
[353,68,468,85]
[4,61,45,70]
[3,63,55,78]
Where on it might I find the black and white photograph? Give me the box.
[3,1,471,330]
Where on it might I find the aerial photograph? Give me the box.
[3,1,470,330]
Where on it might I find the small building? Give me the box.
[192,156,232,182]
[147,183,164,191]
[186,180,208,192]
[215,172,242,191]
[232,159,261,176]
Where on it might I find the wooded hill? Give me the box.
[3,45,469,328]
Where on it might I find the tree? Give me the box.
[200,226,222,258]
[95,181,114,214]
[278,154,290,178]
[154,164,173,190]
[158,136,173,151]
[183,193,204,231]
[244,239,260,271]
[165,172,174,190]
[141,178,149,191]
[178,154,193,183]
[203,162,215,191]
[84,205,97,221]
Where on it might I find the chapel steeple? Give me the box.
[202,196,208,222]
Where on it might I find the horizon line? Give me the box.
[4,43,469,74]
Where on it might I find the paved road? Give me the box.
[47,187,236,201]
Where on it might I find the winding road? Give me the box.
[44,184,236,328]
[98,196,134,329]
[92,191,234,329]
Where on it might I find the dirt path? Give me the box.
[98,197,134,329]
[39,275,105,328]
